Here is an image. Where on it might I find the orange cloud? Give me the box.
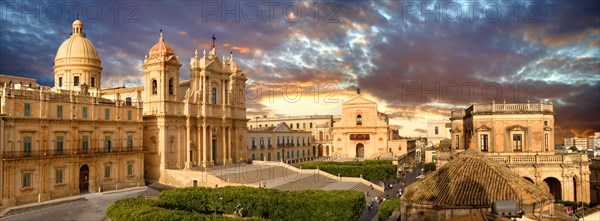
[178,31,189,36]
[223,43,231,47]
[232,46,251,54]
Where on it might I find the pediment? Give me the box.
[344,95,375,105]
[273,123,291,132]
[450,127,462,133]
[508,125,525,131]
[476,126,491,132]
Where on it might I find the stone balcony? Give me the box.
[487,153,587,165]
[451,102,553,119]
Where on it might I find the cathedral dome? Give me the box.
[55,20,100,62]
[148,33,175,58]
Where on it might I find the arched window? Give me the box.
[152,79,157,95]
[435,126,439,135]
[168,78,174,95]
[211,87,217,104]
[356,115,362,125]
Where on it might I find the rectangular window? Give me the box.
[24,103,31,116]
[252,154,256,160]
[513,134,523,151]
[544,121,548,126]
[455,135,459,149]
[22,173,31,188]
[296,123,299,129]
[127,110,132,121]
[56,169,63,184]
[277,152,280,160]
[105,108,110,120]
[59,77,62,87]
[303,123,306,129]
[105,166,111,178]
[56,136,64,155]
[545,134,549,151]
[310,122,313,128]
[105,136,112,152]
[82,135,89,153]
[91,77,95,87]
[127,164,133,176]
[74,76,79,86]
[57,105,63,119]
[127,135,133,151]
[480,134,488,151]
[23,136,32,156]
[82,107,88,119]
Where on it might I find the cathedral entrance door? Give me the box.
[79,165,89,193]
[356,143,365,158]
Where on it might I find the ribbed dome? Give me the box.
[402,149,553,207]
[55,20,100,62]
[55,37,99,60]
[149,33,175,58]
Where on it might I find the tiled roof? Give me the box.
[402,149,553,207]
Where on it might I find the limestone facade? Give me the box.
[426,118,450,147]
[246,123,314,163]
[332,92,412,159]
[100,33,249,183]
[248,115,334,157]
[447,101,591,203]
[0,20,144,209]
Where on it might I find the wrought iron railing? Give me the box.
[2,146,145,159]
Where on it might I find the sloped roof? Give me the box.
[402,149,553,208]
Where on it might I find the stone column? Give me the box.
[208,126,213,165]
[202,125,207,168]
[185,117,192,170]
[222,125,227,165]
[228,126,232,163]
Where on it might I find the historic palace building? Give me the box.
[247,122,314,163]
[0,20,144,208]
[248,115,334,158]
[445,101,590,203]
[332,90,413,159]
[0,19,249,207]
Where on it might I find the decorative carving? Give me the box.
[349,134,370,140]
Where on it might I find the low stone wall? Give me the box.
[161,169,259,188]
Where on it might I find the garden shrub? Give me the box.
[377,199,400,221]
[107,187,365,221]
[300,160,397,181]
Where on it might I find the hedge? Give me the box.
[107,186,365,221]
[377,199,400,221]
[300,160,397,181]
[422,162,436,173]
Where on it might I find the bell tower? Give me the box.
[142,31,181,115]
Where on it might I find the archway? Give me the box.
[356,143,365,158]
[544,177,562,200]
[318,144,323,157]
[79,165,89,193]
[326,146,329,156]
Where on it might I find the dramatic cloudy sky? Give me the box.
[1,0,599,142]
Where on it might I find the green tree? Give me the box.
[423,162,436,173]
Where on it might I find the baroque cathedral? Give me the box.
[0,19,248,208]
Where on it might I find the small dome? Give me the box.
[55,20,100,62]
[148,33,175,58]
